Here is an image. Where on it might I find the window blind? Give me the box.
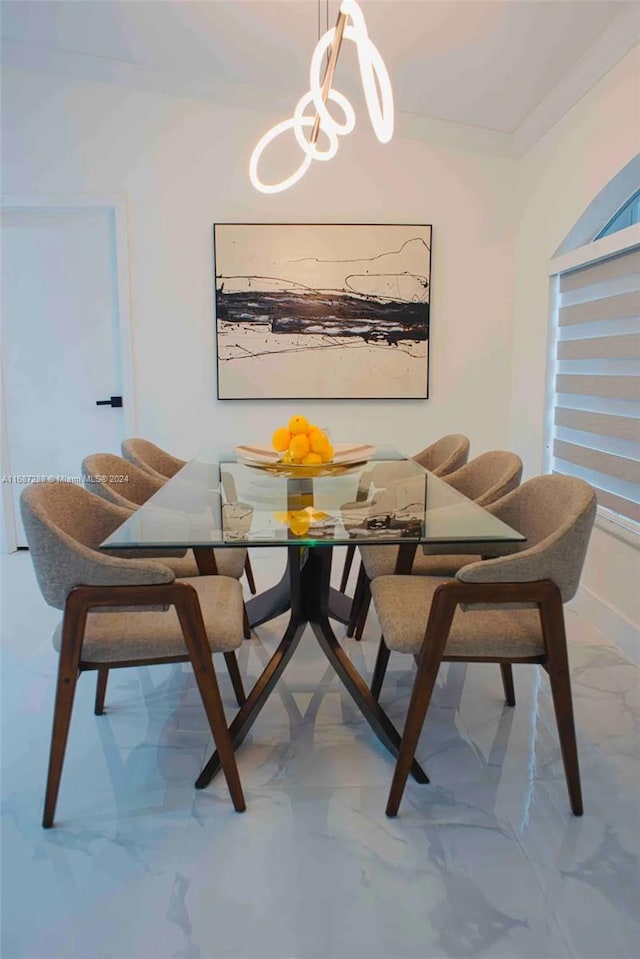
[552,246,640,524]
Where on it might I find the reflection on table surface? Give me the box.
[101,446,525,551]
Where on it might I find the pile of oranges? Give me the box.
[272,416,334,465]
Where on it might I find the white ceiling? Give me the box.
[1,0,637,133]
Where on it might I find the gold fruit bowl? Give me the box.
[234,444,376,476]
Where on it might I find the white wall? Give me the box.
[1,65,516,463]
[511,45,640,662]
[3,50,638,660]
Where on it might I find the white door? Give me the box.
[1,203,134,547]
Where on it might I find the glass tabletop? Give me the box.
[100,446,525,550]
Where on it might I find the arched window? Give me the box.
[546,162,639,533]
[596,188,640,239]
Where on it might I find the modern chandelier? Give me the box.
[249,0,394,194]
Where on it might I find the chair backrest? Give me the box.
[444,450,523,506]
[20,483,174,610]
[121,438,185,479]
[457,474,597,602]
[412,434,470,476]
[83,452,164,509]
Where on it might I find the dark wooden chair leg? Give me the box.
[500,663,516,707]
[43,597,87,828]
[371,636,391,700]
[347,565,367,637]
[339,545,356,592]
[224,651,246,707]
[354,579,371,641]
[244,555,257,595]
[242,603,251,640]
[94,667,109,715]
[175,589,245,812]
[386,587,455,817]
[540,593,583,816]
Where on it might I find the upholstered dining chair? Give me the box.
[121,437,186,481]
[348,450,523,640]
[369,474,597,817]
[83,452,250,704]
[338,433,471,595]
[121,438,257,595]
[411,433,471,475]
[83,453,248,580]
[20,482,246,827]
[83,452,252,666]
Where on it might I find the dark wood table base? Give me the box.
[195,546,429,789]
[245,560,352,628]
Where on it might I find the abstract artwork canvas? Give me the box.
[214,223,431,399]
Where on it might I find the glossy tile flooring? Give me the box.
[1,548,638,959]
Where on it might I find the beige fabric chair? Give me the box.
[83,452,249,699]
[83,453,246,581]
[121,439,257,595]
[121,437,186,481]
[412,433,471,475]
[369,474,597,817]
[349,450,523,639]
[339,434,471,595]
[20,482,246,827]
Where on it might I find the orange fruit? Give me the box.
[289,433,310,462]
[302,451,322,465]
[320,443,334,463]
[272,426,291,452]
[288,415,309,435]
[308,429,329,453]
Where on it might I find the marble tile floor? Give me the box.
[1,548,638,959]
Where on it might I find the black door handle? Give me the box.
[96,395,123,408]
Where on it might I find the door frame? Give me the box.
[0,193,137,552]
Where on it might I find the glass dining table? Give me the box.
[101,446,525,789]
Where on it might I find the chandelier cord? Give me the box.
[318,0,330,68]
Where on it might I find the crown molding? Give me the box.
[512,6,640,158]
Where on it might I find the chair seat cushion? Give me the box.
[53,575,244,663]
[360,544,480,580]
[371,575,544,658]
[164,548,246,580]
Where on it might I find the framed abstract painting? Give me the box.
[214,223,431,399]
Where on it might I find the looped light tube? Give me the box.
[249,0,394,195]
